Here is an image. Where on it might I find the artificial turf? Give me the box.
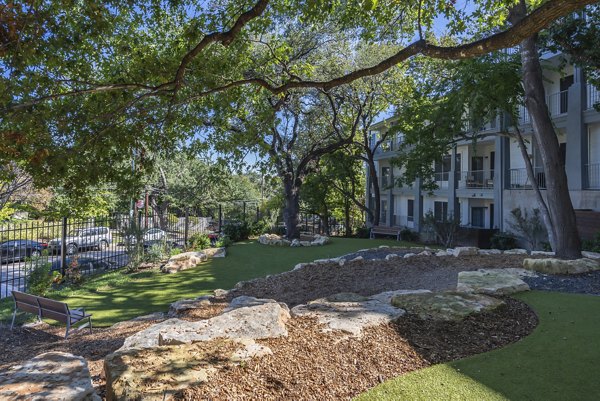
[356,291,600,401]
[1,237,409,327]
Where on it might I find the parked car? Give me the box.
[125,228,167,245]
[48,227,112,255]
[0,240,48,263]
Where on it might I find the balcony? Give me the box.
[547,90,569,116]
[458,170,494,189]
[433,172,450,189]
[518,104,531,124]
[588,84,599,110]
[509,167,547,189]
[586,163,600,189]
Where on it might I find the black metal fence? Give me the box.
[0,210,211,299]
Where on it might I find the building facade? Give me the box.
[366,54,600,237]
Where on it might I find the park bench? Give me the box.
[369,225,401,241]
[10,290,92,339]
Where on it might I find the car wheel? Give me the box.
[30,249,41,258]
[66,243,77,255]
[99,240,109,250]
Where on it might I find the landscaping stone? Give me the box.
[202,247,226,258]
[385,253,399,260]
[291,292,405,336]
[403,253,416,258]
[110,312,166,330]
[311,234,330,246]
[582,251,600,260]
[523,258,600,275]
[105,339,270,401]
[213,288,229,298]
[293,262,307,271]
[391,291,504,321]
[161,251,207,273]
[369,289,431,305]
[259,233,329,247]
[0,352,99,401]
[300,241,312,246]
[418,250,432,256]
[435,250,450,257]
[452,247,479,257]
[457,269,530,295]
[168,296,212,316]
[350,256,363,262]
[531,251,555,256]
[338,258,346,266]
[504,248,528,255]
[478,249,502,255]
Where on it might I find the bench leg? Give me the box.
[65,320,70,339]
[10,309,17,330]
[88,317,93,335]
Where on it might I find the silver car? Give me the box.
[48,227,112,255]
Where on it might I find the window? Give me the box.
[380,200,388,224]
[471,207,486,228]
[381,167,390,188]
[434,201,448,222]
[434,155,452,181]
[407,199,414,222]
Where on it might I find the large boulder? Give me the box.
[291,292,406,337]
[391,291,504,321]
[582,251,600,260]
[202,247,226,258]
[168,296,212,316]
[504,248,528,255]
[161,251,207,274]
[0,352,99,401]
[311,234,330,246]
[523,258,600,275]
[478,249,502,255]
[105,339,270,401]
[457,269,530,295]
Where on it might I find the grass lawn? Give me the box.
[356,291,600,401]
[1,237,411,327]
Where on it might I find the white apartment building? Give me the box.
[367,53,600,242]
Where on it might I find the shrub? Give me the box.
[422,211,460,248]
[400,228,420,242]
[216,235,233,248]
[145,243,168,263]
[222,221,251,242]
[249,220,269,236]
[170,247,182,256]
[582,232,600,253]
[490,232,518,250]
[508,208,547,251]
[188,233,211,251]
[355,227,370,239]
[26,259,54,296]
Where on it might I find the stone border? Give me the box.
[258,233,330,247]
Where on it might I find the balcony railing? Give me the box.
[509,167,547,189]
[588,84,599,110]
[547,90,569,116]
[458,170,494,189]
[518,104,531,124]
[586,163,600,189]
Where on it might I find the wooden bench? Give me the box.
[10,290,92,339]
[369,225,401,241]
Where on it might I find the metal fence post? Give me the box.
[184,208,189,248]
[218,204,222,232]
[60,217,68,276]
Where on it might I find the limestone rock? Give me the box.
[452,247,479,257]
[523,258,600,274]
[378,245,390,248]
[369,289,431,305]
[418,250,432,256]
[457,269,530,295]
[110,312,166,330]
[403,253,416,259]
[202,247,226,258]
[293,263,307,271]
[582,251,600,260]
[311,234,330,246]
[105,339,269,401]
[338,258,346,267]
[290,239,301,247]
[504,248,528,255]
[391,291,504,321]
[435,250,450,257]
[213,288,229,298]
[159,298,290,346]
[0,352,99,401]
[161,251,207,273]
[350,256,364,262]
[168,296,212,316]
[385,253,399,261]
[478,249,502,255]
[531,251,555,256]
[291,294,405,337]
[119,318,184,351]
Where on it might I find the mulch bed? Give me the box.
[228,253,535,306]
[1,254,542,400]
[177,298,537,400]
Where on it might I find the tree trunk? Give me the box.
[367,156,381,226]
[520,35,581,258]
[344,198,351,237]
[282,176,301,240]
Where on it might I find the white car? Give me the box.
[126,228,167,244]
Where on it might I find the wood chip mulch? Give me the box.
[176,298,538,401]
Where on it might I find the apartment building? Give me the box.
[366,54,600,238]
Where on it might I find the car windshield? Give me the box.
[68,229,83,237]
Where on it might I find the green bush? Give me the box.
[188,233,211,250]
[582,232,600,253]
[400,228,420,242]
[222,221,251,242]
[167,213,179,225]
[170,247,182,256]
[490,232,518,250]
[355,227,370,238]
[216,235,233,248]
[26,259,54,296]
[249,220,269,236]
[145,243,168,263]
